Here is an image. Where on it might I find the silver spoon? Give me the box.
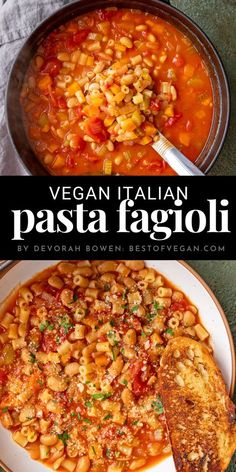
[152,132,205,176]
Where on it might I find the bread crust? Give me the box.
[158,337,236,472]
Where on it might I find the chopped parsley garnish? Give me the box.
[165,328,174,336]
[73,294,78,302]
[122,304,128,310]
[70,412,76,417]
[91,392,112,401]
[77,412,81,420]
[39,323,46,332]
[106,448,111,458]
[39,320,54,332]
[104,283,110,291]
[37,379,44,387]
[57,432,70,446]
[110,319,115,327]
[146,302,163,322]
[121,379,128,386]
[47,324,54,331]
[141,331,146,337]
[132,420,139,426]
[146,312,156,322]
[122,289,128,300]
[153,301,162,311]
[107,330,115,338]
[59,316,74,334]
[103,413,112,421]
[83,418,92,424]
[2,407,8,413]
[151,395,164,415]
[29,352,36,364]
[112,348,117,361]
[117,429,125,436]
[85,401,92,408]
[130,305,138,313]
[56,336,61,344]
[107,331,119,346]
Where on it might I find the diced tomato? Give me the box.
[55,287,64,301]
[164,113,182,128]
[132,375,148,397]
[99,334,107,342]
[131,361,151,396]
[65,29,90,50]
[77,137,86,152]
[73,29,90,45]
[44,284,57,296]
[41,331,58,353]
[172,54,185,67]
[65,36,76,51]
[150,98,161,112]
[42,58,61,77]
[0,369,7,383]
[171,300,188,312]
[57,97,67,109]
[97,9,114,21]
[84,117,108,143]
[75,105,83,119]
[66,154,75,168]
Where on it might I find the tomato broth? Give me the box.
[21,8,213,175]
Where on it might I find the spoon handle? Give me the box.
[152,133,205,176]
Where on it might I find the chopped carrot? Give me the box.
[179,132,191,147]
[183,64,195,79]
[66,82,81,96]
[37,74,52,91]
[52,155,65,168]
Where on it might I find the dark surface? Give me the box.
[188,260,236,472]
[173,0,236,175]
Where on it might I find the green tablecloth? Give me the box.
[188,260,236,472]
[172,0,236,175]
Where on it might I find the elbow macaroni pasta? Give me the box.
[0,260,210,472]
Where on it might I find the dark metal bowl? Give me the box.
[6,0,230,175]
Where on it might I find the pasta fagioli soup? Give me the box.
[0,261,211,472]
[20,8,213,175]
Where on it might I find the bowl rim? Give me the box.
[0,259,235,472]
[0,260,234,393]
[5,0,230,176]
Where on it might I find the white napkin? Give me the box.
[0,0,70,175]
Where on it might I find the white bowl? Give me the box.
[0,260,235,472]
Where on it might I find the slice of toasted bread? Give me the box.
[158,336,236,472]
